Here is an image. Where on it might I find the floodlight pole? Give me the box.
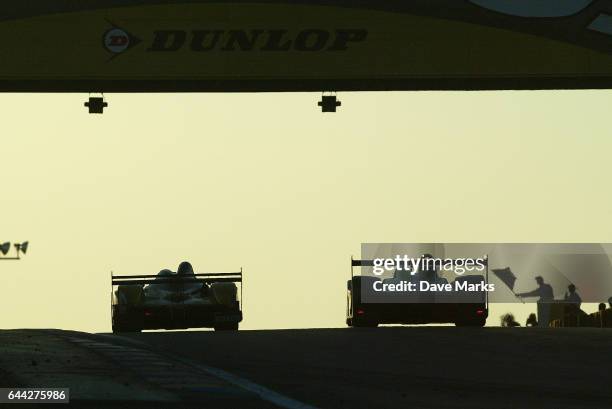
[0,241,28,260]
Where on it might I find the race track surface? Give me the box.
[116,327,612,409]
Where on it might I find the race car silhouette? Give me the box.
[112,261,243,332]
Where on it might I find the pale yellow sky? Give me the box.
[1,90,611,331]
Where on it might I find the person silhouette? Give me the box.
[501,313,520,327]
[606,298,612,327]
[563,284,587,325]
[564,284,582,309]
[515,276,554,327]
[515,276,554,301]
[526,313,538,327]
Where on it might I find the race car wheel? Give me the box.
[113,326,142,333]
[214,322,239,331]
[352,317,378,328]
[112,321,142,333]
[353,322,378,328]
[454,318,486,327]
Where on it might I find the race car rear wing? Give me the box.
[112,269,244,306]
[111,270,243,286]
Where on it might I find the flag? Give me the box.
[493,267,517,292]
